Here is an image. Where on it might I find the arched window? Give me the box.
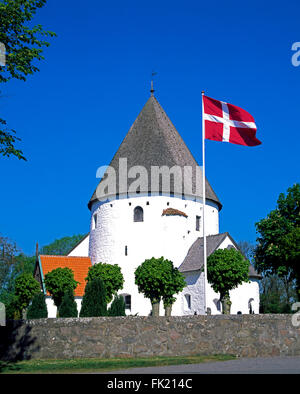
[134,206,144,222]
[248,298,254,314]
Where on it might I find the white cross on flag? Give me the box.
[203,95,261,146]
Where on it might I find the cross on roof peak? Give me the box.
[150,71,157,96]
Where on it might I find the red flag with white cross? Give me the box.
[203,95,261,146]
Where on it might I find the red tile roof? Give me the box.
[39,255,92,297]
[162,208,188,218]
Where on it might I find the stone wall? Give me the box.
[0,315,299,361]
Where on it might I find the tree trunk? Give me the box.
[221,294,231,315]
[151,301,160,316]
[164,305,172,316]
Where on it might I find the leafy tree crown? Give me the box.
[14,272,41,312]
[44,267,78,307]
[254,183,300,292]
[207,248,250,299]
[0,0,56,160]
[135,257,186,305]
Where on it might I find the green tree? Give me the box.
[0,234,36,312]
[39,234,86,256]
[135,257,186,316]
[27,291,48,319]
[0,0,56,160]
[58,289,78,318]
[86,263,124,304]
[108,295,126,317]
[207,248,250,314]
[1,253,36,304]
[44,267,78,311]
[79,278,107,317]
[14,272,40,318]
[254,184,300,299]
[259,274,297,314]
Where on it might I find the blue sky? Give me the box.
[1,0,299,255]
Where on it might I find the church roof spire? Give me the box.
[88,95,222,210]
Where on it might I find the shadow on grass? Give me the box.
[0,360,21,373]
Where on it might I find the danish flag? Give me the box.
[203,95,261,146]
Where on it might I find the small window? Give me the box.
[124,295,131,310]
[125,245,128,256]
[93,214,97,229]
[196,215,200,231]
[213,298,221,311]
[184,294,191,309]
[248,298,254,314]
[134,206,144,222]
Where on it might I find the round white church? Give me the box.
[36,92,261,317]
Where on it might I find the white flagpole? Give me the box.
[201,91,208,315]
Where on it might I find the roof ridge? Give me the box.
[39,254,91,259]
[194,232,228,242]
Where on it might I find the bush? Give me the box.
[5,295,19,319]
[108,295,126,316]
[27,292,48,319]
[86,263,124,304]
[58,289,78,318]
[80,278,107,317]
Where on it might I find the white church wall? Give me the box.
[206,279,260,315]
[46,297,57,318]
[229,279,260,314]
[88,194,219,316]
[89,194,219,267]
[67,235,89,257]
[171,270,205,316]
[46,297,82,318]
[205,235,260,315]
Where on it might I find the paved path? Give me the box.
[103,356,300,374]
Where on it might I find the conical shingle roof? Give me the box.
[88,95,221,210]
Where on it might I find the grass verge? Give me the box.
[0,354,236,374]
